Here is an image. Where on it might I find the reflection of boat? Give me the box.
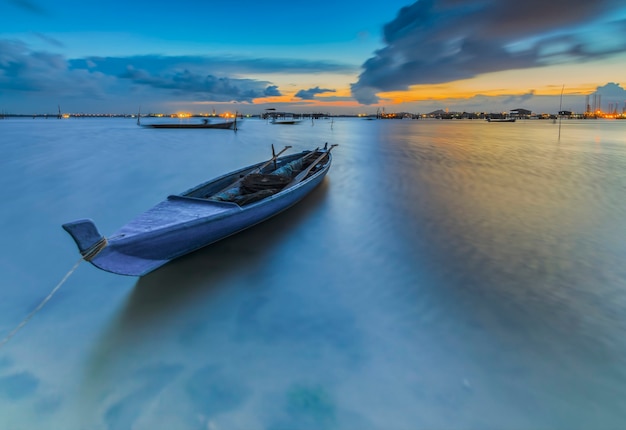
[62,144,337,276]
[143,119,237,129]
[486,118,516,123]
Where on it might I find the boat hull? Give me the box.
[143,121,236,129]
[63,150,331,276]
[271,120,301,125]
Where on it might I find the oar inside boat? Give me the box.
[209,146,329,205]
[287,144,338,187]
[209,145,292,198]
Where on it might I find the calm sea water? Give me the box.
[1,117,625,429]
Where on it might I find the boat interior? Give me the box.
[179,150,328,206]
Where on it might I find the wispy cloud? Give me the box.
[351,0,626,104]
[295,87,336,100]
[70,55,356,76]
[8,0,48,16]
[32,32,64,48]
[502,90,535,105]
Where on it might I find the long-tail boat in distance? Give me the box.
[142,118,237,129]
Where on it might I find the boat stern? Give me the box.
[62,219,104,255]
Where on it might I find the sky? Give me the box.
[1,0,626,115]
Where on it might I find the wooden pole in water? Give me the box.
[558,84,564,141]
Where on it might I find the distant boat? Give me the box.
[271,118,301,125]
[270,114,302,125]
[62,143,337,276]
[142,118,237,129]
[486,118,516,123]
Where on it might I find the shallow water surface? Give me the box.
[1,117,625,429]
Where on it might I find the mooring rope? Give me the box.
[0,237,108,349]
[81,237,108,261]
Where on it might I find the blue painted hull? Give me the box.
[63,149,332,276]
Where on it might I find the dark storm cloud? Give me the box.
[352,0,626,104]
[120,66,279,102]
[1,40,357,104]
[72,54,351,102]
[0,39,79,92]
[264,85,281,96]
[295,87,336,100]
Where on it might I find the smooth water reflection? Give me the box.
[1,118,625,429]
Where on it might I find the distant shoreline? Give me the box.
[1,112,625,120]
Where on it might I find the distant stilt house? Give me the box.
[262,108,303,120]
[558,110,573,118]
[510,108,532,119]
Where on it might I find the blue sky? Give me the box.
[2,0,626,115]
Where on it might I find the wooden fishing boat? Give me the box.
[486,118,516,123]
[271,119,301,125]
[270,115,302,125]
[143,119,237,129]
[63,144,336,276]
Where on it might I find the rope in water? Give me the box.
[0,237,108,349]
